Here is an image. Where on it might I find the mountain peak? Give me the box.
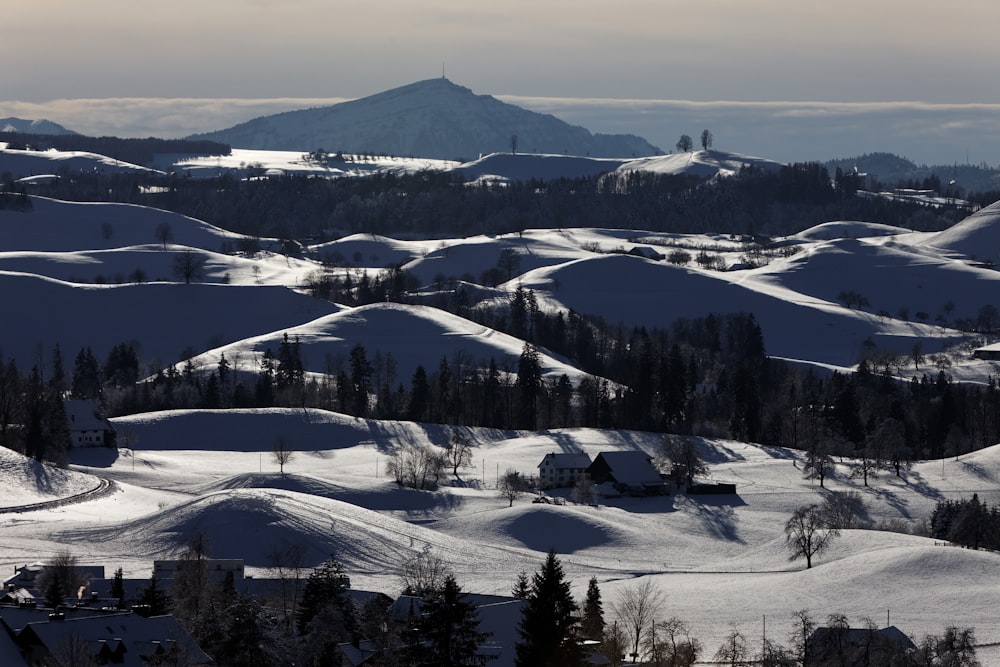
[189,80,662,161]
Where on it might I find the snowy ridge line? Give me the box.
[0,477,114,514]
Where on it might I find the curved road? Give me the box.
[0,477,116,514]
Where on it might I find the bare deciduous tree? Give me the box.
[172,249,206,284]
[612,579,666,663]
[154,221,173,249]
[714,627,750,667]
[273,435,294,475]
[387,443,446,490]
[785,504,840,569]
[399,551,452,596]
[445,428,472,477]
[499,469,524,507]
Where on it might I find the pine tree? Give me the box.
[580,577,605,642]
[109,567,126,608]
[402,575,491,667]
[137,574,171,616]
[512,572,529,599]
[515,550,582,667]
[296,556,355,638]
[515,342,542,430]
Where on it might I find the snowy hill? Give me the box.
[920,199,1000,262]
[188,78,662,160]
[179,302,600,386]
[3,409,995,658]
[0,146,157,179]
[617,149,783,179]
[0,117,77,135]
[0,273,337,369]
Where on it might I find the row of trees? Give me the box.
[24,157,967,243]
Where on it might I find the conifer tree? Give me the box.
[580,577,605,642]
[515,550,582,667]
[402,575,491,667]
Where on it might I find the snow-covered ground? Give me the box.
[3,410,999,659]
[3,152,1000,658]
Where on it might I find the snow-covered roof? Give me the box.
[538,452,592,470]
[590,451,663,486]
[64,400,111,433]
[19,613,210,667]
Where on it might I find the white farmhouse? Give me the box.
[64,399,115,448]
[537,452,592,489]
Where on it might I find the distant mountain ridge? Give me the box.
[0,117,77,136]
[188,78,663,160]
[825,152,1000,194]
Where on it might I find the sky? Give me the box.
[4,1,1000,165]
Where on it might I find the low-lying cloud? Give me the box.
[3,96,999,167]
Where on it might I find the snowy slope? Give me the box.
[0,196,242,253]
[0,146,157,179]
[0,273,338,369]
[920,199,1000,262]
[513,253,962,367]
[178,302,598,385]
[617,149,783,178]
[1,411,997,658]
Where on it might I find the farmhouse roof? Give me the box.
[64,400,113,432]
[538,452,592,470]
[589,451,663,486]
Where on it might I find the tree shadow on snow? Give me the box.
[686,494,746,543]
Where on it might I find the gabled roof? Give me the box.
[0,618,25,667]
[589,451,663,486]
[19,612,211,666]
[538,452,592,470]
[64,400,113,432]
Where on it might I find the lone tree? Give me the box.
[785,504,840,569]
[273,435,294,475]
[172,249,206,284]
[445,428,473,477]
[700,129,713,150]
[499,469,525,507]
[676,134,693,152]
[154,221,173,249]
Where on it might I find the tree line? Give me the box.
[19,160,969,243]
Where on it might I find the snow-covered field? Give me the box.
[2,410,1000,658]
[3,147,1000,658]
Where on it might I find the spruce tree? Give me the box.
[581,577,605,642]
[137,574,171,616]
[109,567,126,608]
[515,550,582,667]
[402,575,491,667]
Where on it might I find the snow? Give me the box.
[4,414,1000,658]
[4,185,1000,659]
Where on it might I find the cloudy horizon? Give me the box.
[5,0,1000,166]
[3,93,1000,167]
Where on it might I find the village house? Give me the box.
[64,399,116,448]
[537,452,593,489]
